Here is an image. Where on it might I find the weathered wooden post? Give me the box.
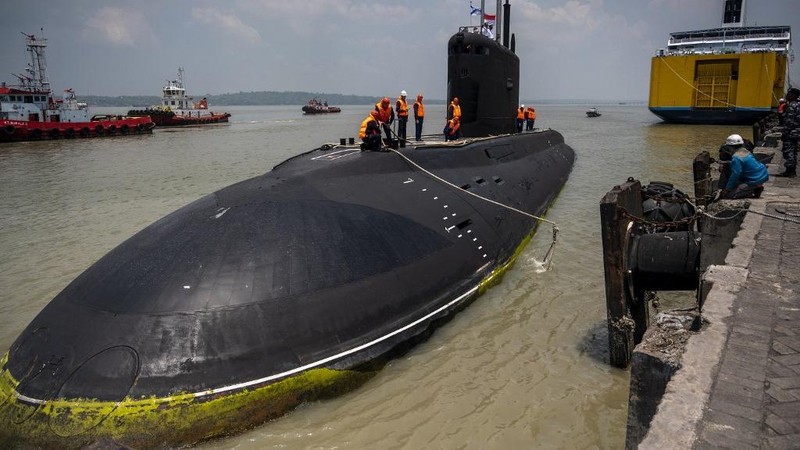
[600,178,646,368]
[692,151,713,206]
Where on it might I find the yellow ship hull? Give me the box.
[649,52,788,124]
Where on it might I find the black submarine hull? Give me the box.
[0,131,574,447]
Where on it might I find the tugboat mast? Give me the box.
[21,30,50,93]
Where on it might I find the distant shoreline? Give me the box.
[81,91,645,108]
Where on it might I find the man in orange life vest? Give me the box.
[359,110,383,151]
[396,90,409,146]
[516,105,525,133]
[444,116,460,141]
[448,97,461,121]
[526,106,536,131]
[413,93,425,141]
[374,97,394,145]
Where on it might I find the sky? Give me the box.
[1,0,798,101]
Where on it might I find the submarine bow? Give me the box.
[0,131,573,447]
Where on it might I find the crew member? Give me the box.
[526,106,536,131]
[396,90,409,146]
[448,97,461,121]
[413,93,425,141]
[778,88,800,177]
[359,110,383,151]
[374,97,395,146]
[778,98,786,125]
[720,134,768,199]
[516,105,525,133]
[444,116,460,141]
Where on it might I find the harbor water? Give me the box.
[0,104,753,448]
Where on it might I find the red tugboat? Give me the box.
[0,32,154,143]
[128,68,231,127]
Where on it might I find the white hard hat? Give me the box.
[400,90,407,96]
[521,104,525,107]
[726,134,744,146]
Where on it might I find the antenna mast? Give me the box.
[21,30,50,93]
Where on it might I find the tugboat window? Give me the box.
[24,96,33,103]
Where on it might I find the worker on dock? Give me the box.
[516,105,525,133]
[720,134,768,199]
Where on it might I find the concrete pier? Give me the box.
[632,149,800,448]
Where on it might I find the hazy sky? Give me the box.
[1,0,798,101]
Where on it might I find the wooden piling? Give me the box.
[692,151,713,206]
[600,178,647,368]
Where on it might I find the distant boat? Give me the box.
[0,32,154,143]
[302,98,341,114]
[586,107,601,117]
[648,0,791,124]
[128,68,231,127]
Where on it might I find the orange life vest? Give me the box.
[527,108,536,120]
[374,102,392,123]
[446,119,460,135]
[359,115,378,139]
[517,108,525,120]
[450,102,461,119]
[396,97,409,117]
[414,100,424,118]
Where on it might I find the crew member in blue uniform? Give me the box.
[777,87,800,177]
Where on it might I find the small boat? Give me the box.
[302,98,341,114]
[127,68,231,127]
[0,33,154,143]
[586,107,601,117]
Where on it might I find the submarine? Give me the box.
[0,3,575,448]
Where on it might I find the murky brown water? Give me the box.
[0,104,751,448]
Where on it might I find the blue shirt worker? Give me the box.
[721,134,768,199]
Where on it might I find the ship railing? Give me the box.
[658,45,790,57]
[668,32,791,46]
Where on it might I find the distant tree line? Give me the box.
[82,91,446,107]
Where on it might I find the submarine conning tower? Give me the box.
[447,0,519,137]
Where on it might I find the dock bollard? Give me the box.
[349,137,355,145]
[340,138,346,145]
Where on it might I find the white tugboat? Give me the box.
[0,32,154,143]
[128,67,231,127]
